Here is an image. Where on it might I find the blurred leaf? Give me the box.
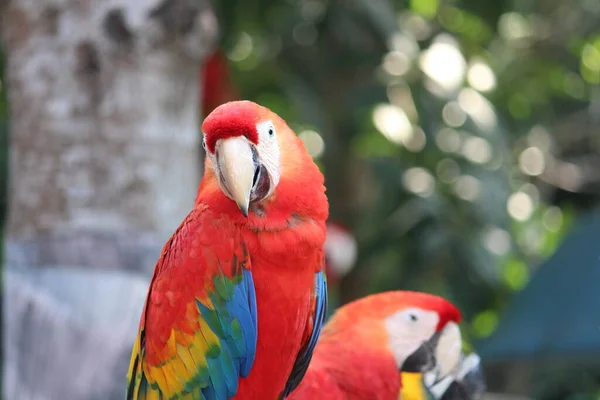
[471,309,498,338]
[410,0,439,19]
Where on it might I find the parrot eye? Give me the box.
[268,127,275,136]
[409,313,418,322]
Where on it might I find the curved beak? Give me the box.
[425,353,487,400]
[215,136,256,217]
[401,322,462,378]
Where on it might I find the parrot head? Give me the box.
[201,100,324,219]
[325,291,463,383]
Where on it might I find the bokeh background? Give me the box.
[1,0,600,399]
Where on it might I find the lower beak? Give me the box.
[401,322,462,377]
[425,353,486,400]
[216,136,256,217]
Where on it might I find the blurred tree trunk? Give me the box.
[0,0,217,398]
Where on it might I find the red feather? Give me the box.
[289,323,400,400]
[201,101,264,154]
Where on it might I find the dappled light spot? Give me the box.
[382,51,411,76]
[484,153,503,171]
[298,130,325,159]
[435,128,461,153]
[498,12,532,41]
[404,126,426,152]
[519,147,545,176]
[387,84,418,121]
[457,88,497,130]
[402,167,435,197]
[442,101,466,127]
[438,6,464,31]
[555,162,583,192]
[454,175,480,201]
[482,226,511,256]
[472,310,498,338]
[419,34,466,95]
[502,259,529,290]
[467,59,496,92]
[582,43,600,73]
[542,206,563,232]
[228,32,253,62]
[400,13,432,40]
[387,32,419,60]
[581,42,600,84]
[372,104,413,145]
[409,0,439,19]
[519,183,540,206]
[507,192,533,221]
[436,158,460,183]
[462,136,492,164]
[527,125,552,152]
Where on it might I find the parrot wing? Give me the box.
[126,208,258,400]
[281,269,328,398]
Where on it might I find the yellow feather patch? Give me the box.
[147,363,171,395]
[171,354,193,382]
[145,387,161,400]
[400,372,426,400]
[166,330,178,358]
[127,334,141,381]
[179,344,202,372]
[189,342,209,368]
[197,318,220,350]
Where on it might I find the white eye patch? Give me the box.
[254,120,280,193]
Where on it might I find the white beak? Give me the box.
[216,136,256,217]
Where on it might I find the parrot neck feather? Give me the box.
[305,330,402,399]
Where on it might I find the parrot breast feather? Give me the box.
[126,209,258,400]
[281,269,328,398]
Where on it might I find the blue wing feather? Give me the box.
[195,267,258,400]
[126,212,259,400]
[281,271,328,398]
[237,269,258,376]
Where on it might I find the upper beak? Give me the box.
[401,321,462,378]
[216,136,256,217]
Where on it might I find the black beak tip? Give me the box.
[239,206,249,218]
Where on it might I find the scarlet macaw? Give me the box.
[127,101,329,399]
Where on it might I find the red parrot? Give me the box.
[126,100,329,400]
[287,291,464,400]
